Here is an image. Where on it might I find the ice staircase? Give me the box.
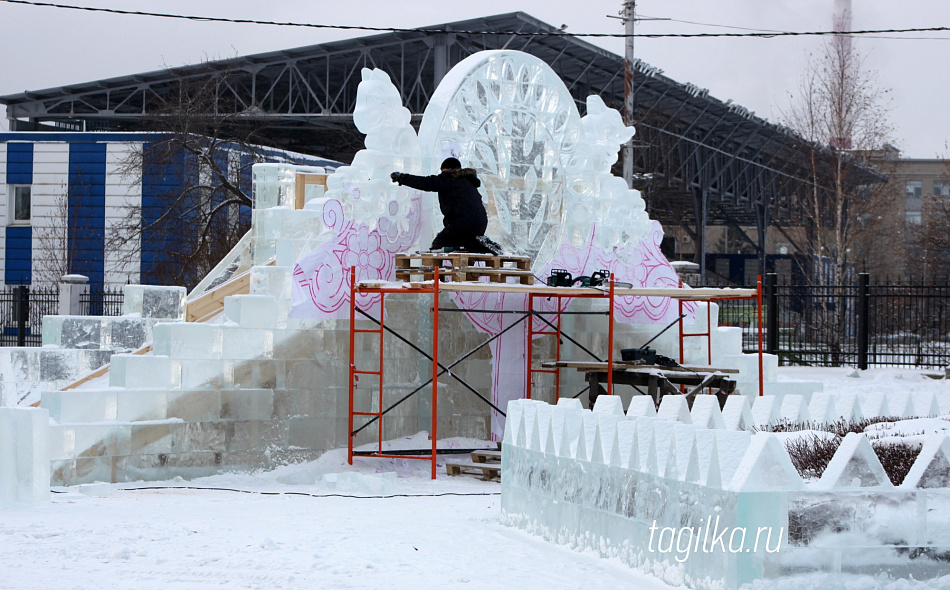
[33,163,497,486]
[0,284,187,408]
[32,164,360,485]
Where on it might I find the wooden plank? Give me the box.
[185,270,252,322]
[459,267,535,285]
[294,173,328,210]
[541,360,739,374]
[359,280,757,300]
[59,344,153,392]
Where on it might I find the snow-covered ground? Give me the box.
[4,367,950,590]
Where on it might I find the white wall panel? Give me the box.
[104,143,142,286]
[29,143,70,286]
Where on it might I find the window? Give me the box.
[8,185,31,224]
[935,180,950,198]
[906,210,922,225]
[905,180,923,197]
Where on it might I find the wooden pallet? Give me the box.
[446,461,501,481]
[395,253,530,269]
[470,449,501,463]
[394,253,534,284]
[394,267,464,282]
[459,267,534,285]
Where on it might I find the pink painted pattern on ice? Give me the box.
[290,196,421,320]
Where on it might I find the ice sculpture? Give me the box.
[290,68,423,320]
[289,51,690,437]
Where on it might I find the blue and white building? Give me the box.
[0,132,337,289]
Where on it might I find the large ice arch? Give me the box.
[417,50,653,269]
[290,50,690,438]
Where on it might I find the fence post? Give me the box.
[14,286,29,347]
[857,273,870,370]
[58,274,90,316]
[766,273,778,355]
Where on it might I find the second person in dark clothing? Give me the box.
[391,158,491,253]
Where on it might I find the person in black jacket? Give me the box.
[391,158,492,252]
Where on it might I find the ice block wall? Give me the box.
[500,395,950,589]
[0,407,50,507]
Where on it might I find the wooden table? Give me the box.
[540,361,739,408]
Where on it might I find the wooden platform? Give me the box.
[394,253,534,285]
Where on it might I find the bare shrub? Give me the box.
[765,416,932,483]
[784,433,842,480]
[871,441,923,486]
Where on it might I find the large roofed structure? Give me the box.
[1,12,870,277]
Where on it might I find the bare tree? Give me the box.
[781,20,900,364]
[31,183,73,286]
[907,178,950,282]
[108,62,268,289]
[782,23,897,286]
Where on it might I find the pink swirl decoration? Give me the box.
[290,196,421,320]
[454,221,694,332]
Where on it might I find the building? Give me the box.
[0,132,337,289]
[873,146,950,279]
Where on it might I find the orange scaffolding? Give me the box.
[348,270,762,479]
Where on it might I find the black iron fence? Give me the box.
[80,286,125,317]
[0,285,125,347]
[0,285,59,347]
[715,274,950,368]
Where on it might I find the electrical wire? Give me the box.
[2,0,950,40]
[51,485,500,499]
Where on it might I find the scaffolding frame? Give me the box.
[347,270,761,479]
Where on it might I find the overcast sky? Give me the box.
[1,0,948,158]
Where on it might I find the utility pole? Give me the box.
[622,0,636,189]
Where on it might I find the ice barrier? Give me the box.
[501,397,950,589]
[0,407,49,507]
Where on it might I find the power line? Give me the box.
[3,0,950,40]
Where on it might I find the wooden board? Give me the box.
[359,280,758,301]
[541,360,739,374]
[446,461,501,481]
[59,343,153,393]
[458,267,535,285]
[294,173,328,210]
[394,267,464,282]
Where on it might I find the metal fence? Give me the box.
[80,287,125,317]
[715,274,950,368]
[0,285,59,347]
[0,285,125,347]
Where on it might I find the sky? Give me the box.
[1,0,949,158]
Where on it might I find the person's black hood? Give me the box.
[444,167,481,188]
